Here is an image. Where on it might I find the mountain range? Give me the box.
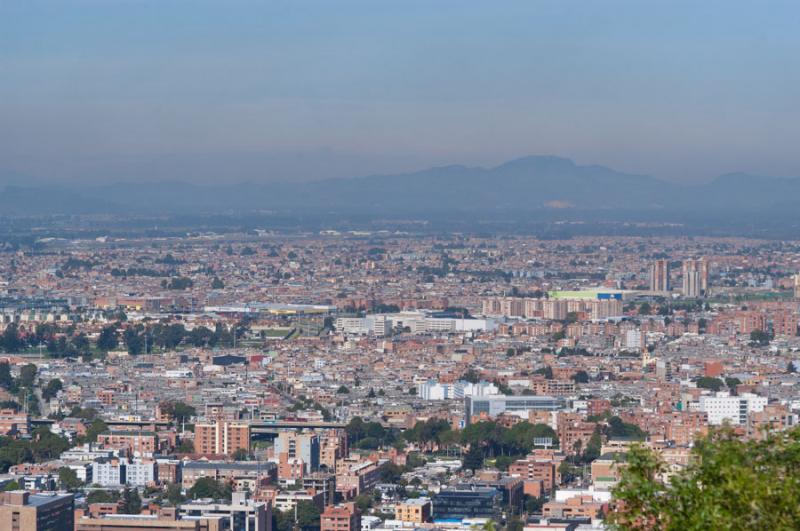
[1,155,799,218]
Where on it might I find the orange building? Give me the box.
[194,421,250,456]
[97,430,159,457]
[321,503,360,531]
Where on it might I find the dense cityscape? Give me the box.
[0,231,799,530]
[4,0,800,529]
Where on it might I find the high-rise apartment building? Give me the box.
[649,259,670,292]
[194,421,250,456]
[274,431,320,474]
[319,430,348,470]
[682,258,709,298]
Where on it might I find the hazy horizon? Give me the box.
[2,0,799,186]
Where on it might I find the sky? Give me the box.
[1,0,799,185]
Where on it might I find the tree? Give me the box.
[337,385,350,394]
[608,427,800,530]
[120,486,142,514]
[380,462,404,483]
[123,327,145,355]
[83,419,108,443]
[524,494,544,514]
[187,326,214,347]
[494,455,513,471]
[58,466,82,491]
[1,324,23,352]
[0,362,13,390]
[725,377,742,393]
[462,368,481,384]
[153,323,186,350]
[97,325,119,351]
[189,477,231,501]
[695,376,724,392]
[501,422,557,454]
[571,370,590,384]
[18,364,37,388]
[506,516,524,531]
[87,490,119,504]
[211,277,225,289]
[166,277,194,290]
[42,378,63,400]
[165,483,185,506]
[273,509,294,531]
[161,401,196,424]
[72,332,90,352]
[232,448,250,461]
[295,501,321,529]
[31,427,70,460]
[176,439,195,454]
[606,416,646,440]
[357,437,380,450]
[750,329,771,346]
[354,493,374,512]
[2,480,20,491]
[582,428,602,463]
[463,445,484,472]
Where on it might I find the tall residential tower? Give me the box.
[649,259,670,293]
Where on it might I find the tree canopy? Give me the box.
[609,427,800,530]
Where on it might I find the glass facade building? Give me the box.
[432,487,502,522]
[465,395,565,423]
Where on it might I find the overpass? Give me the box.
[32,417,345,435]
[250,420,346,434]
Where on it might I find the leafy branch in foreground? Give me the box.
[608,427,800,530]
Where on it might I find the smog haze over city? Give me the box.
[2,2,800,531]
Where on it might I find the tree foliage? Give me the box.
[695,376,724,392]
[42,378,63,400]
[188,477,231,501]
[0,428,70,472]
[58,466,82,491]
[609,427,800,530]
[461,420,557,458]
[97,325,119,351]
[86,490,119,504]
[463,444,484,472]
[120,486,142,514]
[606,416,647,440]
[160,401,196,424]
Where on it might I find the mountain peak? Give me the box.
[493,155,577,172]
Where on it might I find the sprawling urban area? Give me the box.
[0,231,798,530]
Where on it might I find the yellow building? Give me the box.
[395,498,432,523]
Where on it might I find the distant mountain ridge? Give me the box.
[1,155,799,217]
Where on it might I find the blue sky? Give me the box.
[1,0,798,184]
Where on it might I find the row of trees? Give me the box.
[0,319,252,357]
[0,427,71,473]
